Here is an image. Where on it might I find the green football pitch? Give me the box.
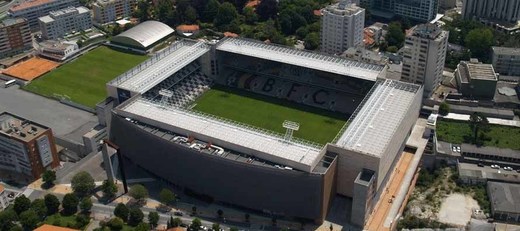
[192,86,349,144]
[23,46,148,108]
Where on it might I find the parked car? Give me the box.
[174,211,183,216]
[477,162,484,167]
[456,146,461,152]
[491,164,500,169]
[503,166,513,171]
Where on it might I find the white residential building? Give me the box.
[38,40,79,61]
[38,6,92,40]
[320,0,365,55]
[492,46,520,77]
[7,0,80,29]
[400,24,448,98]
[92,0,136,24]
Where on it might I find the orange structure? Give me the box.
[2,57,59,81]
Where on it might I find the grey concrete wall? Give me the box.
[109,114,330,222]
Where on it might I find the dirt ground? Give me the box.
[437,193,480,226]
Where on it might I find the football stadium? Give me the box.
[104,38,423,226]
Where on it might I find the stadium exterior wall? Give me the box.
[109,114,336,223]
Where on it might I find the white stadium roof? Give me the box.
[216,38,384,82]
[335,80,421,157]
[108,40,210,93]
[111,21,174,48]
[117,98,323,172]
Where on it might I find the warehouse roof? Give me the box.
[487,181,520,214]
[111,21,174,49]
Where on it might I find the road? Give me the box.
[0,0,21,19]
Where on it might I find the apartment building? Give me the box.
[92,0,136,24]
[0,18,32,59]
[400,24,448,97]
[0,112,60,180]
[360,0,439,22]
[321,0,365,55]
[492,46,520,77]
[39,6,91,40]
[8,0,80,29]
[462,0,520,23]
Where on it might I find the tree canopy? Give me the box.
[385,22,405,49]
[13,195,31,215]
[62,193,79,215]
[71,171,95,197]
[129,184,148,201]
[114,203,129,222]
[44,194,60,215]
[464,28,493,62]
[159,188,176,206]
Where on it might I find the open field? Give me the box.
[23,46,148,108]
[193,85,348,144]
[436,119,520,150]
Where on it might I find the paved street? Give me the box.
[0,0,21,19]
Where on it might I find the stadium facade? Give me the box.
[104,38,423,226]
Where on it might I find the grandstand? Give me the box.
[106,38,422,226]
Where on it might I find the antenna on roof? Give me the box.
[282,120,300,142]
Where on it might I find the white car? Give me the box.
[504,167,513,171]
[452,146,457,152]
[491,164,500,169]
[456,146,461,152]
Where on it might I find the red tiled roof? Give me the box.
[176,24,200,32]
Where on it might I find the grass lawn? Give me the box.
[192,85,348,144]
[44,214,86,229]
[436,119,520,150]
[23,46,148,108]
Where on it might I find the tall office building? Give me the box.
[0,18,32,59]
[492,46,520,77]
[92,0,136,24]
[0,112,60,180]
[39,6,92,40]
[462,0,520,23]
[400,24,448,97]
[8,0,80,29]
[321,0,365,54]
[361,0,439,22]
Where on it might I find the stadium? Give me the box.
[104,38,423,226]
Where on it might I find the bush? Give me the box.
[114,203,129,222]
[128,208,144,226]
[107,217,124,230]
[71,172,95,197]
[62,193,79,215]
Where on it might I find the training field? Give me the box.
[23,46,148,108]
[193,86,348,144]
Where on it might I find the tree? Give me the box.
[134,222,149,231]
[230,228,238,231]
[8,225,22,231]
[62,193,79,215]
[465,28,493,62]
[42,170,56,188]
[71,171,95,197]
[128,208,144,226]
[107,217,124,231]
[185,6,198,23]
[256,0,278,20]
[387,46,399,53]
[217,209,223,218]
[439,102,450,116]
[148,211,159,228]
[44,194,60,215]
[190,218,202,230]
[214,2,238,30]
[469,112,489,145]
[19,210,39,230]
[172,217,182,227]
[80,197,93,213]
[30,199,47,218]
[304,32,319,50]
[202,0,220,22]
[212,223,221,231]
[385,22,405,48]
[114,203,129,222]
[129,184,148,202]
[245,213,250,222]
[13,195,31,215]
[0,209,18,231]
[101,180,118,199]
[243,6,258,24]
[75,214,90,228]
[159,188,176,206]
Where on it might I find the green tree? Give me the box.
[172,217,182,227]
[439,102,450,116]
[159,188,176,206]
[304,32,319,50]
[202,0,220,22]
[387,46,399,53]
[0,209,18,230]
[385,22,405,48]
[185,6,198,23]
[134,222,149,231]
[62,193,79,215]
[243,6,258,24]
[128,208,144,226]
[8,225,23,231]
[230,228,239,231]
[13,195,31,215]
[212,223,221,231]
[107,217,124,230]
[465,28,493,62]
[190,218,202,230]
[129,184,148,202]
[469,112,489,145]
[79,197,93,213]
[155,0,178,26]
[42,170,56,188]
[30,199,47,218]
[214,2,238,30]
[75,214,90,228]
[148,211,159,228]
[114,203,129,222]
[101,180,118,199]
[44,194,60,215]
[71,171,95,197]
[256,0,278,20]
[19,210,39,230]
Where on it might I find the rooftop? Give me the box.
[335,79,421,157]
[0,112,48,143]
[492,46,520,56]
[108,39,210,93]
[409,23,443,39]
[111,20,174,48]
[216,38,384,82]
[457,60,497,82]
[0,18,27,27]
[9,0,54,12]
[116,97,323,172]
[48,6,89,18]
[487,181,520,214]
[461,143,520,160]
[322,1,364,16]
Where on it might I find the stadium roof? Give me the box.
[216,38,384,81]
[117,97,323,172]
[335,80,421,157]
[109,40,210,93]
[111,21,174,49]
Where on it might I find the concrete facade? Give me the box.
[455,59,498,99]
[92,0,136,24]
[320,1,365,55]
[0,18,32,59]
[360,0,439,22]
[400,24,448,97]
[462,0,520,23]
[8,0,80,29]
[492,46,520,77]
[38,6,92,40]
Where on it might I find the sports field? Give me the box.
[193,86,348,144]
[23,46,148,108]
